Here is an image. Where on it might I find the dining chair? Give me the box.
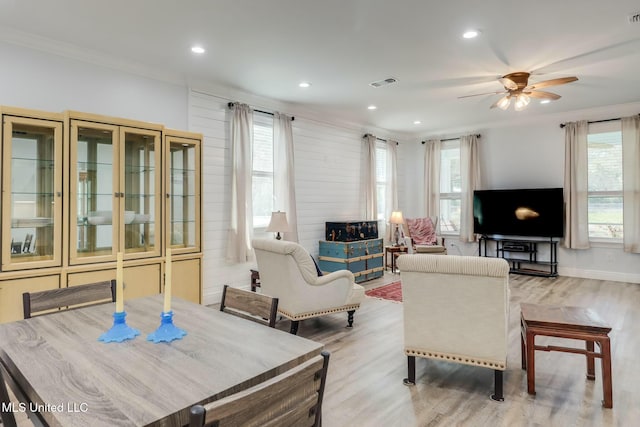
[22,280,116,319]
[0,366,17,427]
[189,350,330,427]
[219,285,279,328]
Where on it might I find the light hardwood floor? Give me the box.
[272,273,639,427]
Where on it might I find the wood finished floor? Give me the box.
[8,273,638,426]
[274,273,639,427]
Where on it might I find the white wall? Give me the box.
[0,41,187,128]
[189,89,408,304]
[402,102,640,283]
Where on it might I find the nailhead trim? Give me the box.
[405,348,505,370]
[278,304,361,321]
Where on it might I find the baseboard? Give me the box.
[558,267,640,284]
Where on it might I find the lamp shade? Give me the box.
[266,211,290,233]
[389,211,404,224]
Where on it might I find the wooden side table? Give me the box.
[520,303,613,408]
[250,269,260,292]
[385,245,407,273]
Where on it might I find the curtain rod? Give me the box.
[227,102,295,121]
[363,133,399,145]
[559,114,639,128]
[421,134,481,144]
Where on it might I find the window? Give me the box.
[439,140,461,234]
[252,114,274,228]
[375,143,387,220]
[587,122,623,239]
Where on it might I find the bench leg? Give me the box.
[346,310,355,328]
[289,320,299,335]
[586,340,596,380]
[600,338,613,408]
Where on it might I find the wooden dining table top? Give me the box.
[0,295,323,427]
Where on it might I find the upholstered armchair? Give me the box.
[402,217,447,254]
[397,254,510,401]
[252,238,365,335]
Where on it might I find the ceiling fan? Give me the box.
[459,72,578,111]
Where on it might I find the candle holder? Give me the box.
[147,311,187,343]
[98,311,140,343]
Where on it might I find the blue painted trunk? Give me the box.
[318,238,384,283]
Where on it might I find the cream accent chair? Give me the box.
[252,238,365,335]
[397,254,510,401]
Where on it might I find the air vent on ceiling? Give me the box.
[369,77,398,88]
[629,11,640,24]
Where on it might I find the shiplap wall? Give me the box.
[189,89,404,304]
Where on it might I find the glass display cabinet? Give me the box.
[69,120,161,264]
[165,133,201,254]
[2,115,63,270]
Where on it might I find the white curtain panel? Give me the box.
[622,115,640,253]
[363,134,378,221]
[563,120,590,249]
[384,140,399,241]
[459,134,481,242]
[273,112,299,242]
[226,103,254,262]
[423,139,441,232]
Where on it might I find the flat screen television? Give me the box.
[473,188,564,238]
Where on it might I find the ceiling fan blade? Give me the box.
[525,90,561,100]
[499,77,518,90]
[527,76,578,90]
[458,90,506,99]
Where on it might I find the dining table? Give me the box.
[0,294,324,426]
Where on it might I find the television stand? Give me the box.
[479,236,558,277]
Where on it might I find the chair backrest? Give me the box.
[189,351,330,427]
[23,280,116,319]
[397,254,510,368]
[0,366,18,427]
[219,285,279,327]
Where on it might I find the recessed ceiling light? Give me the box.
[540,99,551,104]
[462,30,480,39]
[413,120,421,125]
[191,46,205,54]
[298,82,311,88]
[367,105,377,110]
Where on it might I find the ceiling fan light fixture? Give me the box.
[540,99,551,104]
[496,95,511,110]
[462,30,480,39]
[514,94,530,111]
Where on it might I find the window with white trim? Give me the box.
[252,114,274,228]
[439,140,461,234]
[375,143,387,220]
[587,122,623,240]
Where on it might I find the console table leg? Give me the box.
[526,331,536,395]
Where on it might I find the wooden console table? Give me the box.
[520,303,613,408]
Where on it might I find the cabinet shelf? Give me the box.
[479,236,558,278]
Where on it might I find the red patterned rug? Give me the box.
[365,281,402,302]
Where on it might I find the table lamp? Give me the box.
[389,211,404,246]
[266,211,290,240]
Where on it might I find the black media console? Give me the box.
[478,235,558,277]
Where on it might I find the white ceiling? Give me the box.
[1,0,639,136]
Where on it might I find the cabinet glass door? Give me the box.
[2,116,62,270]
[70,121,119,263]
[166,135,201,253]
[121,128,161,257]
